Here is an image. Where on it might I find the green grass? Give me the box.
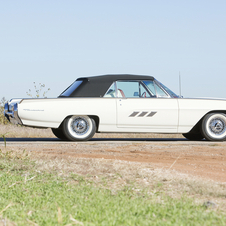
[0,150,226,225]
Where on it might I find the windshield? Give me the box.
[60,80,83,97]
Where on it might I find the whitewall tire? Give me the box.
[201,113,226,141]
[62,115,96,141]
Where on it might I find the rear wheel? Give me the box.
[182,132,204,141]
[62,115,96,141]
[201,113,226,141]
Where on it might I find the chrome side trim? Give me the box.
[138,111,148,117]
[147,111,157,117]
[129,111,139,117]
[129,111,157,117]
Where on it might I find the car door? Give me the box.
[116,80,179,133]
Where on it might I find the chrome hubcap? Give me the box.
[209,118,226,135]
[71,118,89,135]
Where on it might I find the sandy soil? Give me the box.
[2,138,226,183]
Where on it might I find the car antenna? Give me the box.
[179,71,182,98]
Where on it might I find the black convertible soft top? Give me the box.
[59,74,154,97]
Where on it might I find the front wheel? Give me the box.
[62,115,96,141]
[201,113,226,141]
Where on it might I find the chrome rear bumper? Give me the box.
[4,99,23,125]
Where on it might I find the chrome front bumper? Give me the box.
[4,99,23,125]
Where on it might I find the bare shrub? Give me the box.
[0,97,9,125]
[26,82,50,98]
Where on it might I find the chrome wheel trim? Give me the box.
[206,114,226,139]
[67,116,92,139]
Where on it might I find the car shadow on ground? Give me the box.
[0,137,191,142]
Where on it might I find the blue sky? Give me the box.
[0,0,226,100]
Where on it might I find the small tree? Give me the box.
[0,97,8,124]
[26,82,50,98]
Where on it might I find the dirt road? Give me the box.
[1,138,226,183]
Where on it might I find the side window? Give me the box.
[104,80,166,98]
[140,84,150,98]
[104,83,116,97]
[116,81,151,98]
[155,84,168,97]
[117,81,139,98]
[143,81,156,96]
[143,80,168,97]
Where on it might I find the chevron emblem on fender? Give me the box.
[129,111,157,117]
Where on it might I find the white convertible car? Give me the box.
[4,74,226,141]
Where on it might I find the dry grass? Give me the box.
[0,106,8,125]
[33,153,226,210]
[0,124,183,139]
[1,148,225,225]
[94,132,183,139]
[1,124,225,211]
[0,124,55,138]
